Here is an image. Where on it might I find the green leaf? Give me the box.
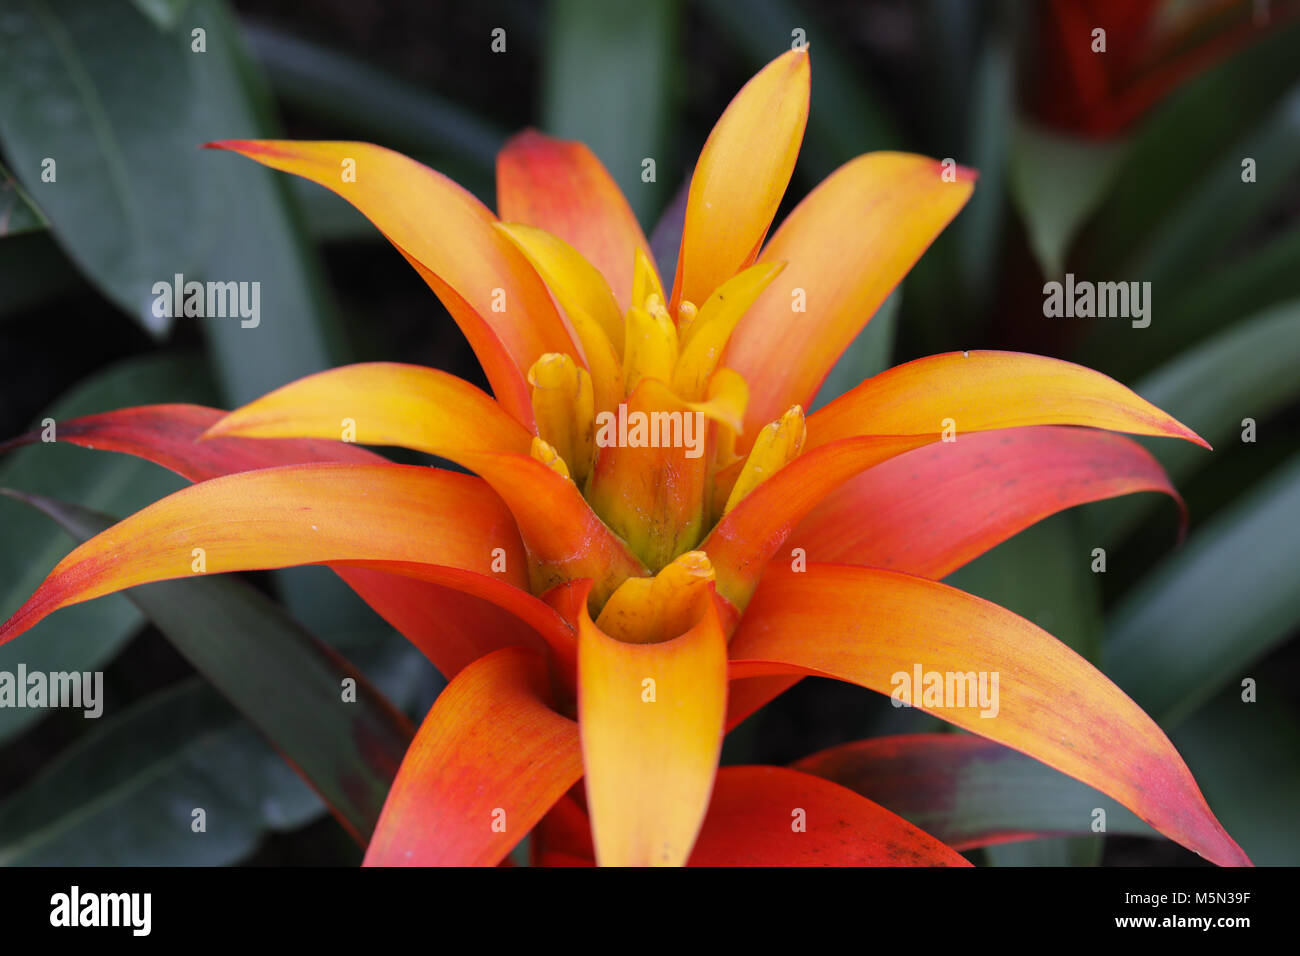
[130,0,192,30]
[288,178,373,244]
[1087,299,1300,543]
[1165,223,1300,353]
[6,490,415,841]
[1082,221,1300,383]
[1075,80,1300,378]
[0,0,343,401]
[181,0,347,405]
[799,734,1154,855]
[0,160,46,237]
[0,354,211,744]
[1105,450,1300,727]
[1127,82,1300,290]
[1171,692,1300,867]
[1080,18,1300,279]
[1007,120,1126,279]
[954,33,1013,321]
[896,21,1012,353]
[542,0,676,224]
[0,611,430,866]
[915,0,981,151]
[185,1,387,633]
[0,679,319,865]
[0,0,207,334]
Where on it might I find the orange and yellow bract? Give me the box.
[0,49,1248,867]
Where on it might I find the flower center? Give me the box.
[525,252,805,576]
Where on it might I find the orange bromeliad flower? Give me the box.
[0,49,1249,867]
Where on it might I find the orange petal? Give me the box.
[0,464,528,647]
[703,435,935,609]
[728,564,1251,867]
[705,351,1208,609]
[497,129,655,313]
[202,375,645,604]
[5,403,570,679]
[395,250,533,426]
[670,49,809,313]
[365,647,582,866]
[340,559,578,695]
[455,450,648,608]
[535,764,969,866]
[333,568,569,681]
[497,224,624,412]
[791,426,1184,578]
[688,766,970,866]
[578,593,728,866]
[205,362,535,457]
[206,140,578,425]
[725,153,975,441]
[806,350,1210,450]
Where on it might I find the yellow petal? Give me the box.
[670,49,809,313]
[528,353,595,483]
[206,370,648,606]
[724,404,806,514]
[724,152,975,444]
[596,551,716,645]
[688,367,748,436]
[530,436,573,480]
[204,362,534,457]
[206,140,578,426]
[496,221,625,355]
[674,262,784,400]
[579,592,728,866]
[632,246,666,314]
[806,350,1210,450]
[623,305,678,396]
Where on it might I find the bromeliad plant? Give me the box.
[0,49,1249,866]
